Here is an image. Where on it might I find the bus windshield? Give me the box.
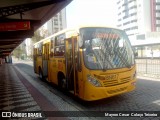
[80,27,135,70]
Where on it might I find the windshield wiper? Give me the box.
[114,48,131,68]
[102,30,114,71]
[102,48,114,71]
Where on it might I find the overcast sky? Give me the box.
[66,0,117,28]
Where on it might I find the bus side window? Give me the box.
[38,47,42,56]
[54,46,65,56]
[50,48,54,57]
[54,47,59,56]
[59,46,65,56]
[77,42,82,72]
[37,43,43,56]
[50,39,54,57]
[54,34,65,57]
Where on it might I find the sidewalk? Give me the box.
[137,73,160,81]
[0,64,44,119]
[0,64,68,120]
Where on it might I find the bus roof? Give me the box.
[33,29,76,46]
[33,25,122,46]
[77,25,120,30]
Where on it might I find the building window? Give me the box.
[156,10,160,13]
[122,5,137,13]
[118,12,121,16]
[54,21,58,25]
[156,24,160,27]
[117,1,120,4]
[122,3,128,6]
[123,15,129,19]
[124,26,138,31]
[131,19,137,23]
[54,28,59,33]
[132,26,138,30]
[130,6,137,9]
[130,13,137,16]
[124,28,130,31]
[156,27,160,31]
[118,18,122,21]
[129,0,136,3]
[156,20,160,24]
[118,6,121,9]
[136,34,145,40]
[156,2,160,5]
[127,33,134,36]
[117,24,122,27]
[123,21,130,25]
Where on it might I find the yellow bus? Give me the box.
[33,26,136,101]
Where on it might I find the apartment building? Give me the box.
[47,8,66,36]
[151,0,160,31]
[116,0,160,45]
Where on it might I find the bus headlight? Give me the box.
[87,75,102,87]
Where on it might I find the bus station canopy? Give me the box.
[0,0,72,57]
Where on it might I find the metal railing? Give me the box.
[136,58,160,78]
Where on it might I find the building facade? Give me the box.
[151,0,160,32]
[116,0,160,45]
[47,8,66,36]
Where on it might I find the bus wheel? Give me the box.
[58,73,66,90]
[39,68,44,80]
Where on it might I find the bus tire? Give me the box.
[39,67,44,80]
[58,73,66,90]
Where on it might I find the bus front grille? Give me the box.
[103,79,118,87]
[120,77,131,83]
[102,77,131,87]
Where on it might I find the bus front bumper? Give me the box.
[83,80,136,101]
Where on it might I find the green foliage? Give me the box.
[32,29,43,43]
[12,46,24,59]
[31,28,48,44]
[13,27,48,59]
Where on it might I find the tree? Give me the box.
[32,27,48,44]
[12,45,24,59]
[25,27,48,59]
[13,27,48,60]
[32,29,43,43]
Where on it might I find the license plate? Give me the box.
[105,74,117,80]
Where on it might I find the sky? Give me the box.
[66,0,117,28]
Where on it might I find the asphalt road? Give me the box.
[13,61,160,120]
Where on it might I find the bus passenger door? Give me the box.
[65,38,79,93]
[42,43,49,77]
